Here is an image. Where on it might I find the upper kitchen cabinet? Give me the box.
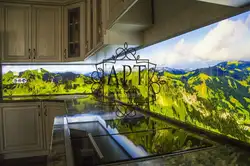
[1,4,31,62]
[1,3,61,62]
[32,5,61,62]
[83,0,152,59]
[0,4,4,62]
[63,2,87,61]
[107,0,138,29]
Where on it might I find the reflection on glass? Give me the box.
[68,7,80,58]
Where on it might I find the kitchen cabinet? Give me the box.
[31,5,61,62]
[107,0,138,28]
[1,3,61,62]
[92,0,105,52]
[0,102,44,155]
[42,102,65,150]
[1,4,31,62]
[0,101,66,159]
[63,2,87,61]
[107,0,126,28]
[0,4,4,61]
[86,0,94,54]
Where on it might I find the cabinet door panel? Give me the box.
[2,4,31,62]
[32,6,61,62]
[107,0,125,27]
[43,102,65,150]
[0,4,3,60]
[1,104,43,153]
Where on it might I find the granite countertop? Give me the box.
[48,96,250,166]
[2,94,250,166]
[0,94,89,103]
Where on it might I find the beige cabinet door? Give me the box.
[2,4,31,62]
[0,107,3,154]
[43,102,65,150]
[125,0,137,8]
[93,0,104,49]
[0,4,3,61]
[1,103,44,153]
[32,5,61,62]
[107,0,125,27]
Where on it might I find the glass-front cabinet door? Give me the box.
[64,2,86,61]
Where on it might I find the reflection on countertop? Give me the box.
[0,94,89,103]
[50,96,250,166]
[2,94,250,165]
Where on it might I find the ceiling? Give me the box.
[197,0,250,7]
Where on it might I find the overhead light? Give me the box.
[197,0,250,7]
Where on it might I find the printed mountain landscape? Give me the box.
[2,10,250,145]
[2,61,250,144]
[103,60,250,143]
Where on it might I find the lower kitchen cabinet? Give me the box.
[42,102,65,150]
[0,101,66,159]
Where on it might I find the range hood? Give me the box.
[197,0,250,7]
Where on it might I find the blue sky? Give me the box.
[139,10,250,69]
[3,10,250,74]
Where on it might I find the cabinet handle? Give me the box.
[44,105,47,116]
[85,41,88,49]
[64,49,67,59]
[33,49,36,59]
[28,49,31,59]
[98,25,102,36]
[38,105,41,116]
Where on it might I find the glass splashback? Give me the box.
[2,64,96,96]
[1,10,250,147]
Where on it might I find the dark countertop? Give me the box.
[0,94,89,103]
[2,94,250,166]
[49,96,250,166]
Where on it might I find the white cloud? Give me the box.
[192,17,250,61]
[144,13,250,69]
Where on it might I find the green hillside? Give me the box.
[2,69,93,96]
[2,60,250,143]
[104,61,250,143]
